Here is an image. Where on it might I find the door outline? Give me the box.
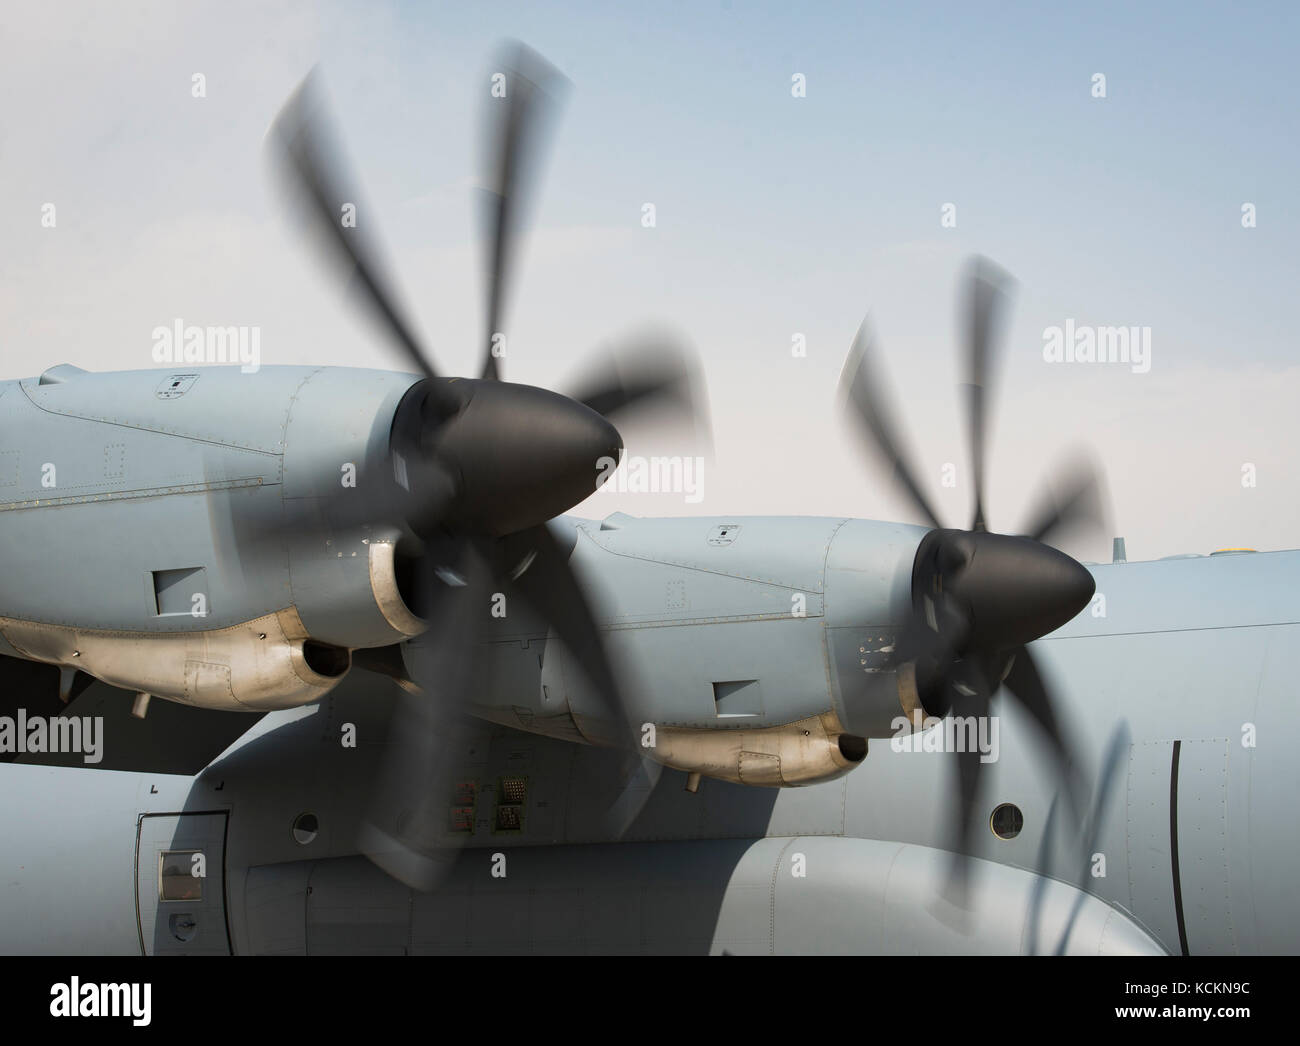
[134,810,233,955]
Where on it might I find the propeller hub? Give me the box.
[914,529,1095,653]
[430,379,623,536]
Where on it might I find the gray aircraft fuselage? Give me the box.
[0,364,1295,955]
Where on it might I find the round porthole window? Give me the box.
[292,812,319,846]
[989,803,1024,840]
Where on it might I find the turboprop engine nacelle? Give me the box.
[650,711,868,787]
[0,365,432,711]
[822,518,935,739]
[472,515,935,786]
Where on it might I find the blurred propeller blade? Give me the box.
[1025,795,1060,955]
[502,522,660,833]
[938,645,1090,910]
[359,541,490,890]
[939,662,996,906]
[503,523,626,742]
[961,256,1015,533]
[563,330,714,453]
[479,42,570,380]
[600,751,664,839]
[1002,645,1085,821]
[268,71,457,420]
[1044,721,1132,954]
[1020,456,1107,549]
[839,317,944,530]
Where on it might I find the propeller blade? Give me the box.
[1002,645,1085,821]
[839,317,944,531]
[268,71,457,420]
[1024,724,1131,953]
[502,523,624,738]
[1025,795,1060,955]
[359,540,490,890]
[478,42,569,380]
[1020,457,1107,549]
[961,256,1015,533]
[1051,721,1132,954]
[501,521,660,833]
[563,331,713,451]
[939,668,994,909]
[600,751,664,839]
[571,368,684,421]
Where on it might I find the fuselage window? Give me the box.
[158,850,203,901]
[989,803,1024,840]
[291,812,319,846]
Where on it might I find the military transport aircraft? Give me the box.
[1,43,1295,956]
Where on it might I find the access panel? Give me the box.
[135,811,232,955]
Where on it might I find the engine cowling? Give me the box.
[0,365,430,712]
[823,518,933,738]
[651,711,867,787]
[0,607,350,711]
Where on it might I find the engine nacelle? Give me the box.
[277,368,428,649]
[651,711,867,788]
[823,518,934,738]
[0,607,350,711]
[0,365,431,711]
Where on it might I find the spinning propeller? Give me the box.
[267,42,706,888]
[839,256,1105,898]
[1026,721,1132,954]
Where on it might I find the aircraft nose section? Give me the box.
[940,531,1096,649]
[436,379,623,535]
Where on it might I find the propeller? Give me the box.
[838,255,1106,901]
[265,44,707,888]
[266,50,709,540]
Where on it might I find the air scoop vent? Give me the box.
[38,364,89,385]
[302,640,351,678]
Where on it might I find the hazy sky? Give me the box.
[2,1,1296,561]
